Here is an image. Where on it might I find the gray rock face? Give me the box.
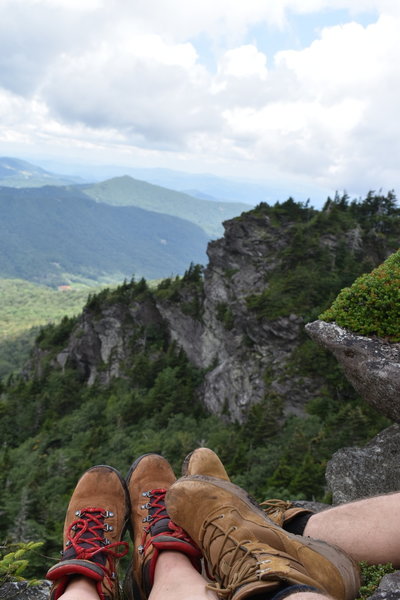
[0,581,50,600]
[155,215,319,421]
[51,296,165,386]
[368,572,400,600]
[326,424,400,504]
[305,320,400,423]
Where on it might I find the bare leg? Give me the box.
[150,553,332,600]
[287,596,331,600]
[149,551,217,600]
[304,492,400,566]
[58,576,99,600]
[57,551,218,600]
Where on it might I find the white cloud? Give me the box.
[218,46,268,80]
[1,0,400,194]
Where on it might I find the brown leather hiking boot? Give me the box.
[182,447,230,480]
[46,465,129,600]
[166,476,360,600]
[182,448,313,530]
[124,454,202,600]
[260,498,314,530]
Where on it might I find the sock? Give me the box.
[283,513,314,536]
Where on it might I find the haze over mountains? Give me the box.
[0,157,251,286]
[0,157,83,187]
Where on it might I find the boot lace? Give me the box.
[260,499,293,517]
[66,507,129,583]
[201,514,273,599]
[139,489,197,554]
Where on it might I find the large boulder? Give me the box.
[305,320,400,423]
[326,424,400,504]
[368,572,400,600]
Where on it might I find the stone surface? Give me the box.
[0,581,50,600]
[368,572,400,600]
[305,320,400,423]
[326,424,400,504]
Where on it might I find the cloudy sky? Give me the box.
[1,0,400,200]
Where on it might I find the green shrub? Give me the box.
[357,561,395,600]
[0,541,43,585]
[320,250,400,341]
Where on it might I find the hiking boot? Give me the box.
[182,448,313,530]
[260,498,314,530]
[46,465,129,600]
[182,447,230,480]
[166,476,360,600]
[124,454,202,600]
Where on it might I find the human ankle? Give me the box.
[58,576,100,600]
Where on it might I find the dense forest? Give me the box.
[0,191,398,577]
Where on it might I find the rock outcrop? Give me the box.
[165,214,309,421]
[0,581,50,600]
[326,424,400,504]
[28,201,398,423]
[54,295,165,386]
[40,211,326,422]
[305,320,400,423]
[369,573,400,600]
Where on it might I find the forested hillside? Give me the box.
[81,175,250,238]
[0,279,104,377]
[0,186,209,285]
[0,191,398,576]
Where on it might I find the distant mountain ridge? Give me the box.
[0,185,209,286]
[0,159,253,286]
[81,175,250,238]
[0,156,83,187]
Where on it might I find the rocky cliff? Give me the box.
[306,320,400,423]
[33,197,399,423]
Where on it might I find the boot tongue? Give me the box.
[63,510,107,565]
[147,489,173,536]
[151,516,171,536]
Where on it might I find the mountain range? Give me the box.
[0,156,82,187]
[0,157,251,285]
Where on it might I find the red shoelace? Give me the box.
[140,489,196,553]
[66,507,128,581]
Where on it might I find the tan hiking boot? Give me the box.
[46,465,129,600]
[166,476,360,600]
[183,448,313,530]
[260,498,314,529]
[124,454,202,600]
[182,447,230,480]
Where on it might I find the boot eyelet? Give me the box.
[143,515,153,523]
